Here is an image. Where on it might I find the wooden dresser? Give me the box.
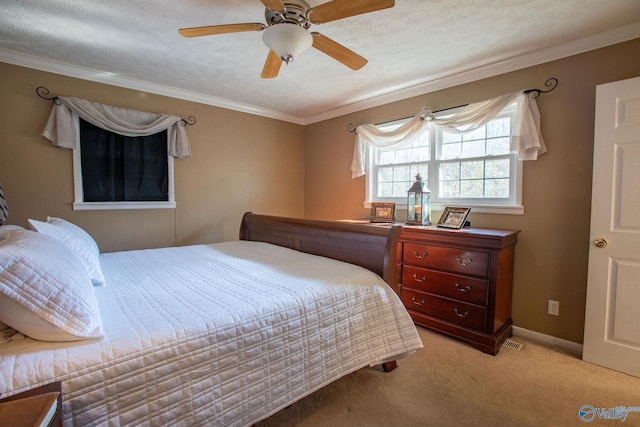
[397,225,519,355]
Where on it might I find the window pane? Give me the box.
[485,178,509,198]
[394,166,411,181]
[379,135,429,165]
[414,146,430,161]
[461,161,484,179]
[485,159,510,178]
[487,117,510,137]
[377,162,428,198]
[378,166,393,182]
[379,151,395,165]
[440,180,460,197]
[462,127,486,141]
[411,164,428,179]
[460,179,484,197]
[441,142,461,160]
[486,137,510,155]
[461,139,485,158]
[413,133,430,148]
[393,182,409,197]
[395,148,412,163]
[440,162,459,180]
[442,132,461,144]
[378,182,394,197]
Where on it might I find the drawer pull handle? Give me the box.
[411,296,426,306]
[413,251,428,259]
[412,273,427,283]
[454,308,471,318]
[455,283,472,292]
[456,256,473,266]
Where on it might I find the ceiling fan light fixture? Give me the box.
[262,23,312,63]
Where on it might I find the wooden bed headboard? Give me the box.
[239,213,402,289]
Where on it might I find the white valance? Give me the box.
[351,90,546,178]
[42,97,191,158]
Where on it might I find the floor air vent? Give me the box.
[502,339,524,350]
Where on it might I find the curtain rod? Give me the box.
[346,77,558,133]
[35,86,197,126]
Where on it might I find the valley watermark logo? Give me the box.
[579,405,640,423]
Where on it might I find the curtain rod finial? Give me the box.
[36,86,61,104]
[524,77,558,99]
[180,116,196,126]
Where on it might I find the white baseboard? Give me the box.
[512,326,583,356]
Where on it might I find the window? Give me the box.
[72,118,175,210]
[366,104,523,214]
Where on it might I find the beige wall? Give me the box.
[304,39,640,343]
[2,39,639,344]
[0,62,305,252]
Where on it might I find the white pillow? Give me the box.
[0,229,104,341]
[29,217,105,286]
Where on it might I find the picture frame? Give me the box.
[370,203,396,223]
[437,207,471,229]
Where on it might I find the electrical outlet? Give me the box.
[548,300,560,316]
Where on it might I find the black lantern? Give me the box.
[406,174,431,226]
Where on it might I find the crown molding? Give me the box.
[304,23,640,124]
[0,49,307,125]
[1,22,638,126]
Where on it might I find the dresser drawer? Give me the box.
[402,265,488,305]
[402,288,487,331]
[403,243,489,277]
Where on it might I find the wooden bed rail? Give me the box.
[239,212,402,288]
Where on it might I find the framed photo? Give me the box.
[437,207,471,229]
[370,203,396,223]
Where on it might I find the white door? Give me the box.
[583,76,640,377]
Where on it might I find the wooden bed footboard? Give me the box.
[239,212,402,291]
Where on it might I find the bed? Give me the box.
[0,213,423,426]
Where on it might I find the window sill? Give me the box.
[73,201,176,211]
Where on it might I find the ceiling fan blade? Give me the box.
[261,0,285,12]
[308,0,395,24]
[261,50,283,78]
[179,23,266,38]
[311,32,367,70]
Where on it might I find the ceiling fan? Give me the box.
[178,0,395,78]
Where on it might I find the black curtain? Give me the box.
[79,119,168,202]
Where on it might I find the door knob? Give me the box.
[594,238,608,248]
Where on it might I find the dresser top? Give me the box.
[400,224,519,249]
[402,224,519,238]
[340,220,519,249]
[341,219,518,237]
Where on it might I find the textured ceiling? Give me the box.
[1,0,639,124]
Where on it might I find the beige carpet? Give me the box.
[257,326,640,427]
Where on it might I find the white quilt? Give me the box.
[0,241,422,426]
